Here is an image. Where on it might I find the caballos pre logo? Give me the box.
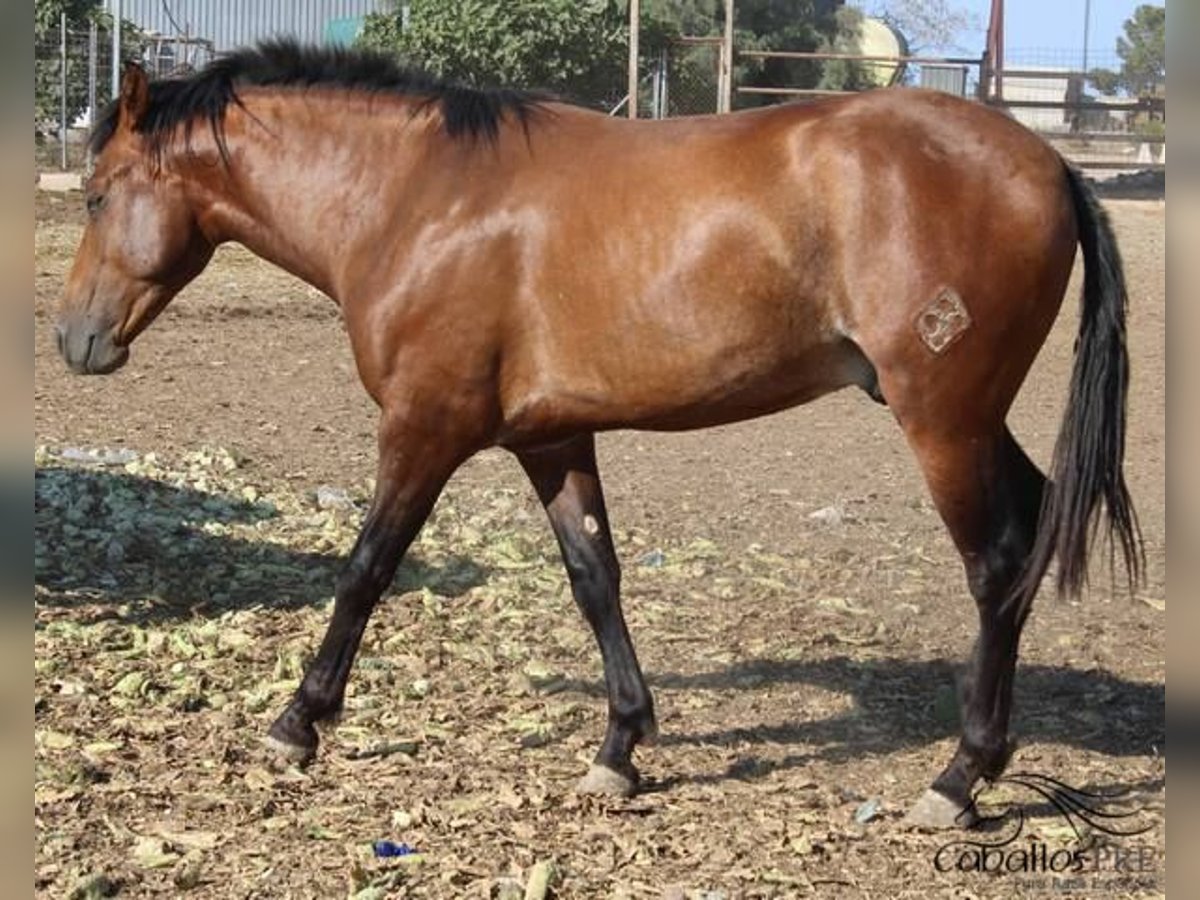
[932,772,1159,879]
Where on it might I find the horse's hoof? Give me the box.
[265,712,319,766]
[903,788,978,830]
[264,724,316,768]
[576,763,637,797]
[264,733,316,766]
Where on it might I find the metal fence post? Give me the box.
[111,0,123,100]
[659,47,669,118]
[60,12,68,170]
[89,20,98,128]
[719,0,734,113]
[651,52,662,119]
[628,0,640,119]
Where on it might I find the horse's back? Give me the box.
[468,91,1077,444]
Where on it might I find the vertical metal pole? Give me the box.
[716,42,725,112]
[110,0,123,101]
[628,0,639,119]
[719,0,734,113]
[60,12,68,170]
[651,54,661,119]
[88,20,98,127]
[1082,0,1092,77]
[660,46,669,118]
[993,0,1005,101]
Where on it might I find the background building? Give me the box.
[118,0,389,70]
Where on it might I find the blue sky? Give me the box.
[949,1,1160,60]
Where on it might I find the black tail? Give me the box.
[1011,164,1144,615]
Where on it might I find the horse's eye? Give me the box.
[86,194,106,216]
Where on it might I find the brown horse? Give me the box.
[57,42,1141,828]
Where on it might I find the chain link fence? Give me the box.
[663,41,720,117]
[606,39,721,120]
[34,19,215,173]
[35,23,117,172]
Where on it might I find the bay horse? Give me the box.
[57,42,1141,828]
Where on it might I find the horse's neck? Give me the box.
[188,92,427,302]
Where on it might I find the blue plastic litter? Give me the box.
[373,840,417,858]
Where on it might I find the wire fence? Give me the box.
[664,41,721,117]
[33,24,1163,175]
[35,20,218,173]
[1004,47,1122,72]
[35,24,118,172]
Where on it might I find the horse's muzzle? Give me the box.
[56,318,129,375]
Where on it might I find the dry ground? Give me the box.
[34,190,1165,899]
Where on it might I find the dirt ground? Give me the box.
[34,190,1166,899]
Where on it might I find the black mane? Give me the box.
[90,39,547,159]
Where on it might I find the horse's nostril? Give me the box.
[55,326,65,356]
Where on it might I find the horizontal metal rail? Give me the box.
[1039,131,1166,144]
[737,49,982,66]
[992,98,1162,112]
[1073,160,1165,171]
[735,86,854,97]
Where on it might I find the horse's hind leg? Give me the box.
[901,426,1046,828]
[517,434,657,796]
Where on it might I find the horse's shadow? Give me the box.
[547,657,1165,786]
[34,465,490,624]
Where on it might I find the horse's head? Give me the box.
[57,63,215,375]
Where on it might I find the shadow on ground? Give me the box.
[546,656,1163,788]
[1090,169,1164,200]
[34,466,489,623]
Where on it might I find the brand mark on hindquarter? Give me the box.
[915,288,972,353]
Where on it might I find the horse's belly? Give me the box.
[499,332,868,442]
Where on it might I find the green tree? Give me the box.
[734,0,836,104]
[360,0,629,107]
[1088,3,1165,97]
[817,7,876,92]
[638,1,856,107]
[359,1,878,114]
[35,0,97,35]
[628,1,856,109]
[1116,3,1165,95]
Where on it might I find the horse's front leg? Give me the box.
[266,408,467,764]
[517,434,657,796]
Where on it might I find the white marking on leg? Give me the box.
[583,514,600,535]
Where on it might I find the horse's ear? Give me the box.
[118,61,150,130]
